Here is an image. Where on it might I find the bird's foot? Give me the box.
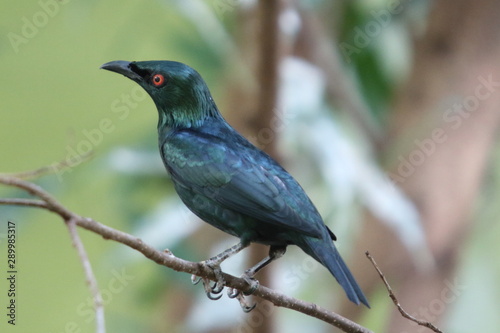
[227,287,256,312]
[204,260,226,294]
[226,272,260,298]
[191,260,226,300]
[224,272,258,312]
[242,274,260,296]
[191,274,224,300]
[191,268,259,311]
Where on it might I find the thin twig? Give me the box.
[0,175,372,333]
[0,198,49,209]
[66,218,105,333]
[0,151,93,180]
[365,251,443,333]
[0,176,73,219]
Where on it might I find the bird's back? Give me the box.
[159,117,326,244]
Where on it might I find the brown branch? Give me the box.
[365,252,443,333]
[0,198,49,209]
[66,218,105,333]
[0,174,372,333]
[0,176,73,219]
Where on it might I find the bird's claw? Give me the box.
[226,276,258,312]
[206,286,223,301]
[191,261,258,312]
[191,273,224,295]
[242,275,260,296]
[209,279,225,295]
[235,292,256,312]
[192,275,224,300]
[227,287,256,311]
[204,261,225,294]
[243,279,259,296]
[227,287,240,299]
[191,274,202,285]
[192,261,227,300]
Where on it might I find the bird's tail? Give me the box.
[300,237,370,308]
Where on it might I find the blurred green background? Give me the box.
[1,0,500,332]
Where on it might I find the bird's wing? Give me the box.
[162,131,324,238]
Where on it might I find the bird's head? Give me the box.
[100,60,219,129]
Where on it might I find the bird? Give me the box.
[100,60,369,309]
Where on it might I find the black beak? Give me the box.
[100,60,142,81]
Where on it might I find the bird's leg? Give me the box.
[204,242,249,294]
[243,245,286,294]
[192,241,249,298]
[229,245,287,304]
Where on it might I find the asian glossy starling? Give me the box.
[101,60,369,308]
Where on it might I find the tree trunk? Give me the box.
[349,0,500,331]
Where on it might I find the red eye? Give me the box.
[152,74,165,87]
